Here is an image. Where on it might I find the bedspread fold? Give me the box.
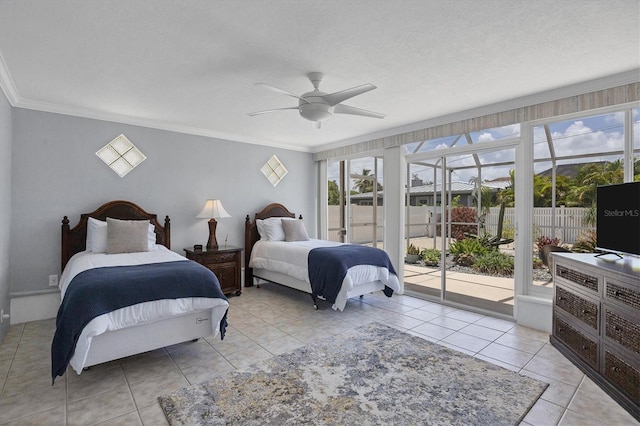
[51,260,228,383]
[308,245,396,304]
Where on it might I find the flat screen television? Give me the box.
[596,182,640,257]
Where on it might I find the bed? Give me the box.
[244,203,400,310]
[52,200,229,382]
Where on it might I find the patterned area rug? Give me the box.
[159,322,548,425]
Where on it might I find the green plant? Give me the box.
[421,248,441,266]
[456,253,476,266]
[449,238,490,265]
[571,229,597,253]
[472,251,514,276]
[502,220,515,240]
[407,243,420,255]
[532,257,544,269]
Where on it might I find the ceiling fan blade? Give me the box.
[322,83,377,106]
[247,106,299,116]
[333,104,385,119]
[255,83,310,104]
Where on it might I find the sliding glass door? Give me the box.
[328,156,384,248]
[405,140,518,317]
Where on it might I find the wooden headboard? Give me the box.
[61,200,171,271]
[244,203,301,287]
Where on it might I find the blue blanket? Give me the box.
[307,245,396,305]
[51,260,228,383]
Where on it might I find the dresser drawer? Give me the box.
[603,346,640,405]
[555,285,599,331]
[555,264,599,294]
[554,315,599,369]
[604,306,640,355]
[605,277,640,311]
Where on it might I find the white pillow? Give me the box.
[87,217,108,253]
[147,224,158,250]
[87,217,157,252]
[256,217,286,241]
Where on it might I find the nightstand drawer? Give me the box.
[205,252,237,263]
[184,246,243,296]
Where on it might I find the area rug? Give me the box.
[159,322,548,425]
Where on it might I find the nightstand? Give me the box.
[184,246,242,296]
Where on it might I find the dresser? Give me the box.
[184,246,242,296]
[550,253,639,421]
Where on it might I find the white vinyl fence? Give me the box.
[328,205,592,245]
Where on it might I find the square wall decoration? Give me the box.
[261,155,288,187]
[96,134,146,177]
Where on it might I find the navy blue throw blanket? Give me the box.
[51,260,228,383]
[308,245,396,305]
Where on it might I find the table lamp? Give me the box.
[196,199,231,250]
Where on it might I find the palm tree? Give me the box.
[352,169,382,193]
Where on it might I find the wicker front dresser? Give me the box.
[550,253,639,421]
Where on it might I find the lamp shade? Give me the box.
[196,199,231,219]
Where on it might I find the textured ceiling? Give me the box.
[0,0,638,152]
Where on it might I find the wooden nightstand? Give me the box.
[184,246,242,296]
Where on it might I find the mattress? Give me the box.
[249,239,400,310]
[59,246,229,374]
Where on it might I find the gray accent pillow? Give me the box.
[282,219,309,242]
[106,218,150,254]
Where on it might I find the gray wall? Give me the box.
[0,89,11,341]
[10,108,316,294]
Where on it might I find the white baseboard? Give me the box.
[516,295,552,334]
[9,290,60,324]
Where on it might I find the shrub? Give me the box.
[450,206,478,240]
[535,235,561,251]
[502,220,515,240]
[407,243,420,255]
[456,253,476,266]
[472,251,514,276]
[572,229,597,253]
[421,248,441,266]
[449,238,490,264]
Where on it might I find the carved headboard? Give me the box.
[61,200,171,271]
[244,203,301,286]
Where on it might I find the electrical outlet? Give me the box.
[49,274,58,287]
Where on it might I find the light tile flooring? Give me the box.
[0,285,637,425]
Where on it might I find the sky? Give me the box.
[328,108,640,190]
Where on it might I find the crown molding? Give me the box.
[9,97,312,153]
[0,52,20,105]
[312,69,640,154]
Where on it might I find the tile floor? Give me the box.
[0,285,637,425]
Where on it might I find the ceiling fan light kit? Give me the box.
[249,72,384,128]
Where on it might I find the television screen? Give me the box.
[596,182,640,257]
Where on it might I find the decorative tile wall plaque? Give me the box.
[96,134,146,177]
[260,155,288,187]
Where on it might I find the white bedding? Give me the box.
[59,246,230,374]
[249,239,400,310]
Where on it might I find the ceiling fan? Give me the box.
[248,72,385,129]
